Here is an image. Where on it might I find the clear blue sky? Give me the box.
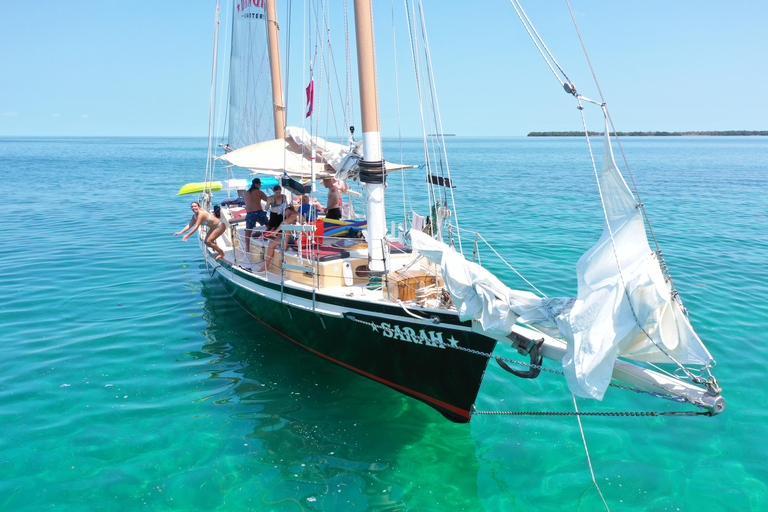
[2,1,766,137]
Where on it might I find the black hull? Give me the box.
[213,258,498,423]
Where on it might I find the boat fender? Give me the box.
[496,338,543,379]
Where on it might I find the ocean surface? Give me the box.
[1,136,766,511]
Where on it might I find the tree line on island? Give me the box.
[528,130,768,137]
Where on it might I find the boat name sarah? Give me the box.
[378,322,456,349]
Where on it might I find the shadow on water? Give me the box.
[187,268,486,511]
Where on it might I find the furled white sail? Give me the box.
[556,126,713,400]
[218,126,414,179]
[410,126,713,401]
[409,230,570,339]
[227,1,274,149]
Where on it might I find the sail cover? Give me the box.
[409,230,569,338]
[218,127,415,180]
[227,1,274,149]
[556,126,713,400]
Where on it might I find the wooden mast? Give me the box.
[266,0,285,140]
[353,0,387,282]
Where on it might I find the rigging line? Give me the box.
[318,0,343,144]
[416,0,463,255]
[344,0,354,138]
[474,232,548,297]
[214,0,231,148]
[285,0,293,125]
[206,0,222,188]
[508,0,564,87]
[322,10,350,143]
[563,0,676,297]
[314,0,324,141]
[573,395,612,512]
[301,0,308,133]
[514,0,572,84]
[579,105,699,382]
[403,0,432,216]
[391,0,409,230]
[416,2,447,197]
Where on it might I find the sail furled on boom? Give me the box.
[227,0,274,149]
[409,230,571,339]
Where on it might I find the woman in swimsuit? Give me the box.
[174,201,227,260]
[266,185,288,230]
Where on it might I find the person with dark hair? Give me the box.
[257,205,299,273]
[174,201,227,260]
[244,178,269,252]
[266,185,289,230]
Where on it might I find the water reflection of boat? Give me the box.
[192,276,483,508]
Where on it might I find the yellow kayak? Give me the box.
[177,181,223,195]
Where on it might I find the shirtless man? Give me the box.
[322,178,342,220]
[244,178,269,252]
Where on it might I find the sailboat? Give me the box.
[179,0,724,423]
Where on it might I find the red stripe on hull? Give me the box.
[240,306,472,421]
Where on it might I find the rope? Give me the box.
[573,395,611,512]
[397,301,428,320]
[205,0,222,188]
[403,0,436,236]
[391,0,409,233]
[473,231,548,297]
[508,0,566,87]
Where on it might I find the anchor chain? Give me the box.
[470,408,711,417]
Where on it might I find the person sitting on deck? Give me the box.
[244,178,269,253]
[174,201,227,260]
[257,205,299,273]
[298,194,319,223]
[322,178,342,220]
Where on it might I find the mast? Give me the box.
[353,0,388,283]
[266,0,285,140]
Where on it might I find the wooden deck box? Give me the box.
[386,270,437,302]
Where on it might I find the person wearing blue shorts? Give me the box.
[244,178,269,253]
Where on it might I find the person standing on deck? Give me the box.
[266,185,289,230]
[244,178,269,253]
[322,178,342,220]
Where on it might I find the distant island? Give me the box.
[528,130,768,137]
[428,134,456,136]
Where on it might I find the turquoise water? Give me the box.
[1,136,766,511]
